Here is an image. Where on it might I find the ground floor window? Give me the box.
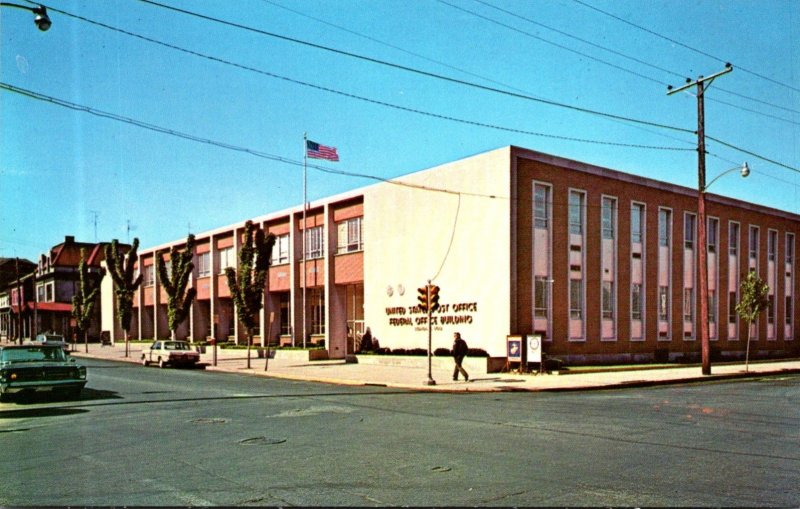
[534,276,549,318]
[309,288,325,336]
[279,292,291,336]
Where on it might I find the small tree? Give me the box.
[105,238,143,358]
[156,234,197,341]
[225,221,275,369]
[71,249,104,353]
[735,270,770,372]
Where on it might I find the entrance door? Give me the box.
[345,284,364,354]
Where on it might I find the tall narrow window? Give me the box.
[708,218,718,253]
[659,288,669,320]
[749,226,759,261]
[601,197,615,239]
[569,191,583,234]
[602,281,614,319]
[631,284,643,321]
[729,292,738,324]
[219,246,235,272]
[683,288,694,322]
[534,276,549,318]
[787,233,795,265]
[684,214,695,249]
[768,230,777,261]
[569,279,583,319]
[708,290,717,323]
[729,223,739,256]
[534,186,549,229]
[631,204,644,244]
[659,209,670,247]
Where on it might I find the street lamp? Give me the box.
[704,162,750,192]
[0,3,51,31]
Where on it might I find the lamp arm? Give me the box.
[703,163,749,193]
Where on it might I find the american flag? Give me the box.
[306,140,339,162]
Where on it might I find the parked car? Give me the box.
[141,340,200,368]
[0,345,87,401]
[32,333,70,353]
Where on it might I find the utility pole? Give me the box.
[668,63,732,376]
[15,257,22,343]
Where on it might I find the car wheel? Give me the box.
[158,357,166,369]
[141,355,149,367]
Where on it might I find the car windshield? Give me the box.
[37,335,64,342]
[164,342,190,351]
[0,347,67,363]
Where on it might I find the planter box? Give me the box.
[272,349,329,362]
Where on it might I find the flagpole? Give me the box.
[302,132,307,349]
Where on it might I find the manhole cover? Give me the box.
[431,466,451,473]
[239,436,286,446]
[189,418,229,424]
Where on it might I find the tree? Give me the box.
[156,234,197,340]
[735,270,770,372]
[71,248,104,353]
[105,238,143,358]
[225,221,275,369]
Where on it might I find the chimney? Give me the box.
[65,236,75,243]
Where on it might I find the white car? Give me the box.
[141,340,200,368]
[32,333,70,353]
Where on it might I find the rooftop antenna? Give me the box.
[89,210,99,242]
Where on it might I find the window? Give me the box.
[143,265,155,286]
[279,292,291,336]
[659,209,671,247]
[708,218,718,253]
[658,286,669,321]
[271,234,289,265]
[787,297,793,326]
[569,191,584,235]
[337,217,363,254]
[768,295,775,324]
[631,204,644,244]
[36,284,45,302]
[683,288,694,322]
[602,281,614,319]
[729,292,738,324]
[309,288,326,336]
[768,230,777,261]
[601,197,615,239]
[749,226,759,260]
[569,279,583,319]
[631,283,643,321]
[709,290,717,323]
[729,222,739,256]
[218,247,235,272]
[684,213,695,249]
[787,233,795,264]
[304,226,324,259]
[534,185,550,229]
[534,276,549,318]
[197,252,211,277]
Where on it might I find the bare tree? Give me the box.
[71,248,104,353]
[156,234,197,341]
[104,238,143,357]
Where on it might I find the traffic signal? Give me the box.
[429,285,440,312]
[417,286,429,311]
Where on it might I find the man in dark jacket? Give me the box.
[452,332,469,382]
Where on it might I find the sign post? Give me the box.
[528,334,543,375]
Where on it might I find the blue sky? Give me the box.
[2,0,798,261]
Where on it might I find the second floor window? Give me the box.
[659,210,671,247]
[534,185,550,229]
[569,191,583,235]
[271,234,290,265]
[143,265,155,286]
[218,247,235,272]
[749,226,759,260]
[631,204,644,244]
[197,252,211,277]
[305,226,324,259]
[337,217,363,254]
[601,198,615,240]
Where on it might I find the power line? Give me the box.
[36,5,695,152]
[706,135,800,174]
[134,0,692,134]
[457,0,800,123]
[571,0,800,94]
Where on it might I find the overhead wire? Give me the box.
[451,0,800,125]
[38,4,695,152]
[571,0,800,95]
[133,0,693,134]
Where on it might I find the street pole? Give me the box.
[668,64,732,376]
[426,280,436,386]
[302,133,307,349]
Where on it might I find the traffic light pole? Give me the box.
[425,280,436,386]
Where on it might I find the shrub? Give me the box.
[467,348,488,357]
[434,348,451,357]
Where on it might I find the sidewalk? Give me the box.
[42,341,800,393]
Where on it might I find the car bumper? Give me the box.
[1,380,86,394]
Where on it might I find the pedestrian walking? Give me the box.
[452,332,469,382]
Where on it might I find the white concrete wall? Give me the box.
[363,147,512,357]
[100,261,117,342]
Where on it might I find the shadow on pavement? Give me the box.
[0,407,89,419]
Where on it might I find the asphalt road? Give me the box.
[1,358,798,506]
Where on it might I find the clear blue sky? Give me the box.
[2,0,798,261]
